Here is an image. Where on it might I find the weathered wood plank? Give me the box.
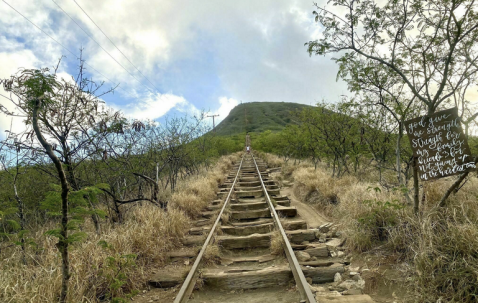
[202,266,292,289]
[181,235,205,246]
[221,223,273,236]
[275,206,297,217]
[302,263,345,284]
[230,209,271,220]
[319,295,375,303]
[230,201,268,211]
[149,267,191,288]
[230,218,273,227]
[299,260,334,267]
[304,244,329,257]
[217,233,271,249]
[286,229,316,243]
[189,226,211,235]
[281,220,307,230]
[220,254,277,265]
[201,263,346,289]
[235,190,264,198]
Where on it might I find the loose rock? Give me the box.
[295,251,311,262]
[334,272,342,283]
[343,289,363,295]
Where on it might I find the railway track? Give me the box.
[150,153,374,303]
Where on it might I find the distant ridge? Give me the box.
[214,101,312,136]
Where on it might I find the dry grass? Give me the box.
[0,153,239,302]
[169,153,238,218]
[262,153,478,302]
[202,244,221,265]
[292,167,357,216]
[0,206,189,302]
[270,231,284,256]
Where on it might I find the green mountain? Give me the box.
[214,101,312,136]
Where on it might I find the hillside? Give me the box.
[214,101,312,136]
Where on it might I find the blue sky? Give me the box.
[0,0,348,138]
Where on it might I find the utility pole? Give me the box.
[207,114,220,132]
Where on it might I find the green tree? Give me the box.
[306,0,478,205]
[1,63,114,302]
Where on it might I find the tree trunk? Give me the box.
[86,196,100,235]
[396,121,403,185]
[32,100,70,303]
[13,180,26,265]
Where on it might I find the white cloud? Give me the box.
[0,50,39,139]
[116,92,188,120]
[1,0,349,115]
[214,97,239,122]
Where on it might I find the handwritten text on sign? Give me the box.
[404,108,476,181]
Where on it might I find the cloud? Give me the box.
[1,0,350,125]
[0,49,40,139]
[116,92,188,120]
[214,97,239,122]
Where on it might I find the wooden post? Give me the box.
[413,156,419,214]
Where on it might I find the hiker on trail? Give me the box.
[245,133,251,153]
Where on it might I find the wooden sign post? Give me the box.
[404,107,476,181]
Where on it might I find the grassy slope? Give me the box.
[214,101,312,136]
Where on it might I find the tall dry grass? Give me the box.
[169,153,237,218]
[0,153,239,302]
[265,153,478,302]
[0,206,188,302]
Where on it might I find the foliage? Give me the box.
[98,240,138,301]
[214,101,311,135]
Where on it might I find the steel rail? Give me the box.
[174,154,245,303]
[251,153,317,303]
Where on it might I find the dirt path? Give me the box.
[281,186,330,228]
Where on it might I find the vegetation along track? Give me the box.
[150,153,374,303]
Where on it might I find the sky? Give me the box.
[0,0,348,139]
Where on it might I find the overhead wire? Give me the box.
[72,0,162,92]
[1,0,129,95]
[51,0,155,93]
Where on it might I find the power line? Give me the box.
[51,0,154,93]
[72,0,162,92]
[1,0,127,94]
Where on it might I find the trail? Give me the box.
[136,154,374,303]
[281,186,329,228]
